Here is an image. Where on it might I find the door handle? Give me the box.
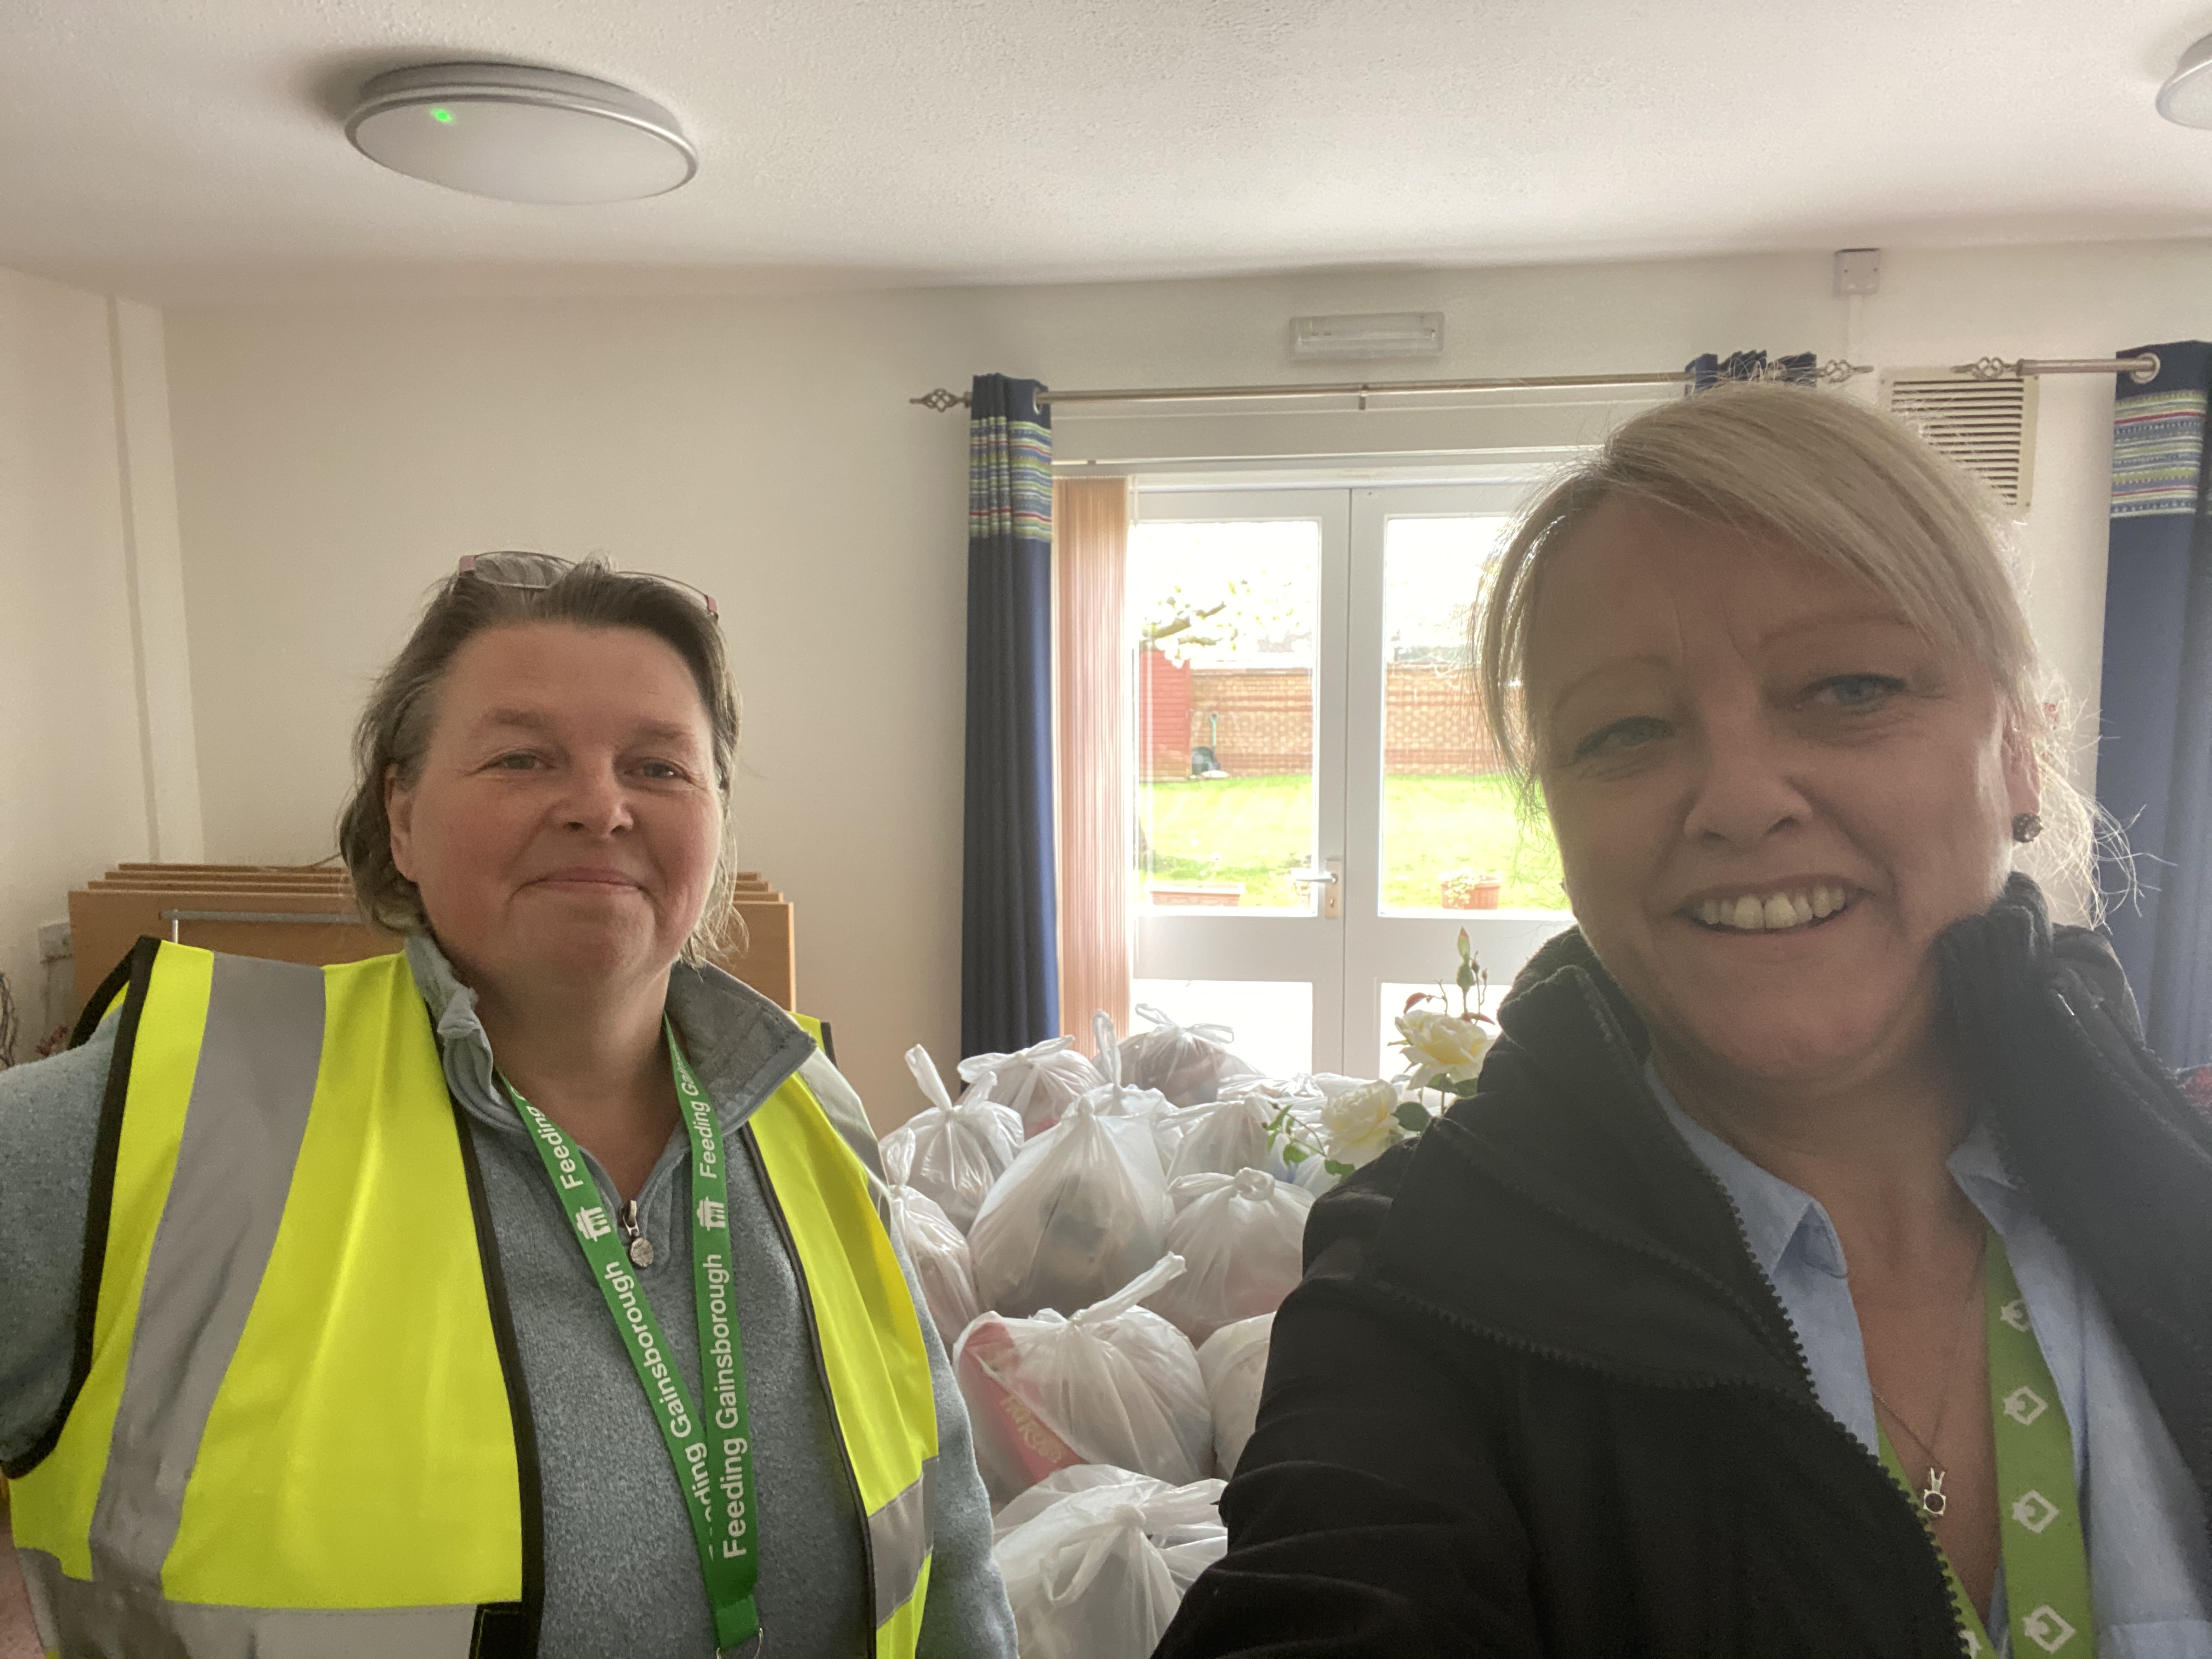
[1288,857,1344,919]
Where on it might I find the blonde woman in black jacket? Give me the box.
[1157,386,2212,1658]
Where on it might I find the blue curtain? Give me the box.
[2098,342,2212,1065]
[1686,350,1817,391]
[962,375,1060,1054]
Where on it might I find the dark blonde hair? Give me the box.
[1474,383,2106,916]
[337,556,740,960]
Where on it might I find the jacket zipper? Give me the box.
[1556,973,1977,1649]
[738,1120,881,1658]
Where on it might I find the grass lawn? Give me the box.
[1139,773,1567,911]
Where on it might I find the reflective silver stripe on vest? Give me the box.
[19,1548,481,1659]
[87,953,326,1589]
[867,1454,936,1625]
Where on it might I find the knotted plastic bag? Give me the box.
[1115,1003,1260,1108]
[953,1256,1212,1506]
[1075,1012,1178,1160]
[1143,1170,1312,1345]
[968,1088,1171,1319]
[1197,1314,1273,1477]
[958,1032,1104,1138]
[877,1046,1024,1233]
[884,1183,979,1350]
[1160,1088,1280,1183]
[992,1465,1228,1659]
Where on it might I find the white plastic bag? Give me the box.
[1161,1090,1280,1183]
[953,1256,1213,1505]
[884,1184,979,1350]
[878,1046,1024,1233]
[1115,1003,1261,1108]
[967,1091,1171,1318]
[1144,1170,1312,1345]
[958,1033,1104,1138]
[992,1465,1228,1659]
[1197,1314,1273,1477]
[1077,1012,1178,1156]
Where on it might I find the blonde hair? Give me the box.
[1474,383,2109,919]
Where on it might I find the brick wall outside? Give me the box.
[1384,663,1509,774]
[1143,664,1508,778]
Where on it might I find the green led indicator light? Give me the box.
[430,106,455,123]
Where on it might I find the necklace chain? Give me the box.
[1867,1229,1989,1519]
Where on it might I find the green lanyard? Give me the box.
[503,1020,762,1656]
[1879,1230,2096,1658]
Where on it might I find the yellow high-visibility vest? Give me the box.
[7,940,937,1658]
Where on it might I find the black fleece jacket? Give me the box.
[1155,878,2212,1658]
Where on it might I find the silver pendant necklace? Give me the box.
[1869,1231,1988,1521]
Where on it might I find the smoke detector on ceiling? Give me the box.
[346,63,697,204]
[2159,34,2212,127]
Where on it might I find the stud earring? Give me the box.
[2012,811,2044,844]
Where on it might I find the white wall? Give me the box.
[0,269,200,1053]
[160,238,2212,1118]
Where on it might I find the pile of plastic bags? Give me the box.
[992,1466,1229,1659]
[871,1006,1425,1658]
[882,1045,1025,1232]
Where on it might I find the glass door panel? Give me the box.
[1376,512,1568,916]
[1342,486,1574,1080]
[1128,516,1322,914]
[1128,489,1349,1072]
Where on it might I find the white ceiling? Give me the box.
[9,0,2212,302]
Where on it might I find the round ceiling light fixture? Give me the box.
[346,63,696,204]
[2159,33,2212,127]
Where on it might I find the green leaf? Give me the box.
[1282,1142,1310,1164]
[1393,1099,1430,1132]
[1323,1159,1356,1177]
[1448,1076,1485,1098]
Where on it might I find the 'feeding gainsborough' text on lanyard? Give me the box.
[1879,1229,2096,1658]
[504,1022,762,1657]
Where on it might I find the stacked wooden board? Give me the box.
[67,863,798,1018]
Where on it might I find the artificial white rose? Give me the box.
[1393,1008,1496,1091]
[1319,1079,1406,1169]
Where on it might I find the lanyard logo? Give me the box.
[575,1206,614,1241]
[698,1197,727,1229]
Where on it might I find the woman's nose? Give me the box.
[1680,722,1810,847]
[559,764,635,834]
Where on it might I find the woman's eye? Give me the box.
[1812,673,1906,709]
[637,760,682,781]
[1572,715,1669,761]
[492,752,543,771]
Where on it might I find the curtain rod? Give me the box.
[907,353,2163,412]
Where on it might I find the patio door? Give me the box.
[1127,479,1575,1081]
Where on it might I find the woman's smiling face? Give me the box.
[1526,495,2039,1092]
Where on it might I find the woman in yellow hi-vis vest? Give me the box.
[0,554,1018,1658]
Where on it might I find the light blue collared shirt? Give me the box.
[1651,1066,2212,1658]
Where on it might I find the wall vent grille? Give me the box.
[1882,370,2038,510]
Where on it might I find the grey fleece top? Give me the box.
[0,937,1016,1659]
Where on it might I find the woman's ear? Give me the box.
[385,761,418,882]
